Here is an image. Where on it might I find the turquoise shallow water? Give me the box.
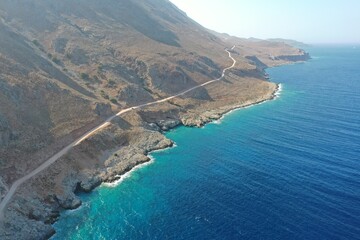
[53,46,360,240]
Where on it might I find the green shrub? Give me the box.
[110,98,118,104]
[93,75,100,82]
[32,39,40,47]
[107,79,116,88]
[52,56,61,65]
[80,73,89,80]
[100,90,109,100]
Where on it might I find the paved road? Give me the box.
[0,46,237,219]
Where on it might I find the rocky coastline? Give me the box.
[0,52,303,238]
[96,82,282,183]
[98,82,282,187]
[52,82,282,233]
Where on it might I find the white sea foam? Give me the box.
[103,158,155,188]
[152,143,178,153]
[275,83,283,98]
[212,119,222,125]
[213,83,282,125]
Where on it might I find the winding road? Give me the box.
[0,46,237,219]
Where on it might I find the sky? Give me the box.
[170,0,360,44]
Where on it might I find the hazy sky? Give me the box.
[170,0,360,44]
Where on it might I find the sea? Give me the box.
[52,45,360,240]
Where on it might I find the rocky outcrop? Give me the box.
[157,119,181,131]
[100,129,174,184]
[181,112,221,127]
[137,108,182,131]
[56,194,81,210]
[275,49,310,62]
[78,175,102,193]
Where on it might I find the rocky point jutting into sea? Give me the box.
[0,0,309,238]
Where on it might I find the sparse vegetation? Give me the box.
[97,64,103,72]
[107,79,116,88]
[51,56,61,65]
[80,73,90,80]
[93,75,100,82]
[143,87,153,94]
[32,39,45,52]
[32,39,40,47]
[100,90,110,100]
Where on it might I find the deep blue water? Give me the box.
[53,46,360,240]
